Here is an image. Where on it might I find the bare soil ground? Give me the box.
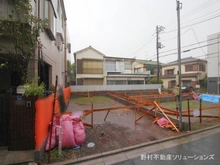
[42,98,220,163]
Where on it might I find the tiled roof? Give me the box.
[135,59,163,65]
[74,46,106,56]
[162,57,207,66]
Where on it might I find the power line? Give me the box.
[167,8,220,30]
[128,32,156,57]
[190,28,206,56]
[164,13,220,34]
[180,0,220,21]
[148,36,220,59]
[165,0,220,28]
[161,28,192,41]
[149,41,220,60]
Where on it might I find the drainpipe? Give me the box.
[64,21,67,87]
[217,33,220,95]
[37,0,40,82]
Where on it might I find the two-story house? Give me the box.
[161,57,207,89]
[0,0,71,147]
[132,59,162,75]
[0,0,71,92]
[74,46,150,85]
[207,32,220,94]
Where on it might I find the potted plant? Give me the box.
[24,76,46,98]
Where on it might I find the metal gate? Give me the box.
[8,96,37,150]
[0,93,9,147]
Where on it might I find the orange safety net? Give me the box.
[35,86,71,150]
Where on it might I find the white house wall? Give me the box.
[207,32,220,94]
[162,65,178,75]
[207,32,220,78]
[75,48,104,81]
[132,62,144,73]
[76,49,104,60]
[37,0,66,87]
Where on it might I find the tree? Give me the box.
[0,0,47,83]
[148,77,163,84]
[70,62,76,85]
[66,60,76,85]
[200,76,207,88]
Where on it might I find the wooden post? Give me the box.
[91,103,93,128]
[187,99,191,131]
[218,98,220,119]
[104,110,110,121]
[176,95,179,119]
[87,90,90,97]
[134,105,136,124]
[199,99,202,123]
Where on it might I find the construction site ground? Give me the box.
[42,96,220,163]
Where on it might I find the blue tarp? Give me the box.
[198,94,220,104]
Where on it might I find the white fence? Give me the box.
[71,84,161,92]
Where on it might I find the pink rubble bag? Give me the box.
[61,115,77,148]
[71,115,86,146]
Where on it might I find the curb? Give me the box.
[50,124,220,165]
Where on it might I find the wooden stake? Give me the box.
[91,103,93,128]
[187,99,191,131]
[200,99,202,123]
[154,101,180,132]
[104,110,110,121]
[218,98,220,119]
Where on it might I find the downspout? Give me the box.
[217,33,220,95]
[37,0,40,83]
[64,21,67,87]
[62,0,68,87]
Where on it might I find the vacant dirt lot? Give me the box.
[42,97,220,163]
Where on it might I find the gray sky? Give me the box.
[64,0,220,64]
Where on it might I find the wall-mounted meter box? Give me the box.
[173,86,179,95]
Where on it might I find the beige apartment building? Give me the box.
[161,57,207,89]
[74,46,153,85]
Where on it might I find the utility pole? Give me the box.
[177,0,183,131]
[156,25,165,83]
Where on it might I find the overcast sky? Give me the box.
[64,0,220,64]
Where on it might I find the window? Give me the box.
[44,0,56,40]
[67,43,71,53]
[185,65,193,72]
[61,13,64,29]
[137,68,142,73]
[185,64,197,72]
[107,80,126,85]
[105,61,116,72]
[124,62,132,70]
[83,79,103,85]
[45,0,49,19]
[128,80,144,84]
[57,0,60,18]
[166,69,174,75]
[83,60,103,74]
[183,80,191,87]
[169,80,176,88]
[199,64,205,71]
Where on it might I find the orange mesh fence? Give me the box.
[35,87,71,150]
[35,94,54,150]
[64,86,71,103]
